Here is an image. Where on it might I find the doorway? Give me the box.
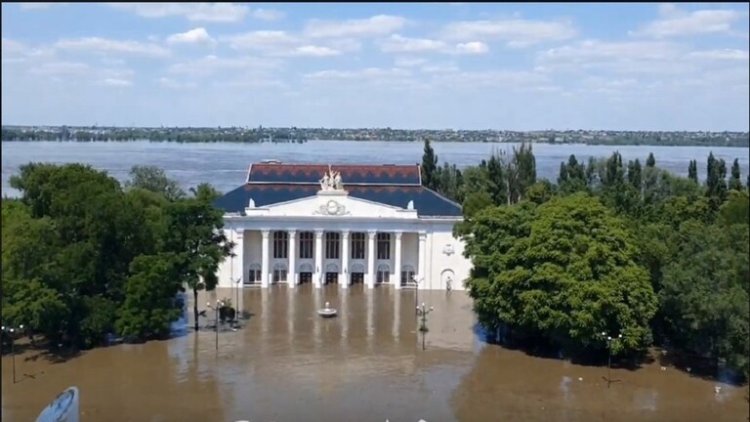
[350,273,364,285]
[325,272,338,285]
[299,272,312,285]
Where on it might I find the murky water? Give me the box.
[2,286,748,421]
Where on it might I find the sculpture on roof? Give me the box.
[319,169,344,191]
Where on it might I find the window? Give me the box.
[325,232,340,259]
[273,231,288,259]
[377,233,391,260]
[377,264,390,283]
[351,232,365,259]
[273,269,287,283]
[299,231,313,259]
[401,266,416,285]
[247,266,261,285]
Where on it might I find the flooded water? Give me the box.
[2,286,748,421]
[2,140,749,197]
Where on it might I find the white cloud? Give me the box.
[686,49,750,61]
[433,70,549,89]
[286,45,341,57]
[304,67,411,80]
[443,18,577,47]
[394,57,428,67]
[2,38,26,55]
[455,41,489,55]
[167,55,280,77]
[55,37,170,57]
[251,8,285,21]
[380,35,447,53]
[224,30,299,51]
[29,61,90,76]
[167,28,215,45]
[539,40,681,64]
[380,35,489,55]
[108,3,248,23]
[305,15,407,38]
[158,77,197,90]
[632,5,743,38]
[100,78,132,87]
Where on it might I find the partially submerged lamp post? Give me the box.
[206,300,221,353]
[411,276,424,316]
[416,302,433,351]
[601,332,623,388]
[2,324,23,383]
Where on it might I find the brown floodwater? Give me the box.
[2,286,748,421]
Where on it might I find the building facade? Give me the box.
[213,162,471,291]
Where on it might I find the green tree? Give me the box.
[646,153,656,168]
[421,138,439,190]
[126,165,185,201]
[659,221,749,377]
[627,159,642,191]
[464,194,657,356]
[728,158,743,191]
[706,153,728,210]
[164,195,232,331]
[688,160,698,184]
[116,254,183,340]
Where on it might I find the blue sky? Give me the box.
[2,2,748,130]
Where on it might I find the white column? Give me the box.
[232,229,244,286]
[341,230,349,289]
[314,229,324,288]
[367,230,376,289]
[261,229,270,288]
[394,231,402,290]
[417,231,427,291]
[288,230,296,288]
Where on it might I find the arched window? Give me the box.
[401,265,416,286]
[376,263,390,283]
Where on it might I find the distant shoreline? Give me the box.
[2,126,748,148]
[2,138,749,148]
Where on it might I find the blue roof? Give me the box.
[214,183,462,217]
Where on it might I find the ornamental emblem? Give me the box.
[314,199,350,216]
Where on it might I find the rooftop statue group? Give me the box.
[320,169,343,191]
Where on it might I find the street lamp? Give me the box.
[234,277,242,325]
[2,324,24,384]
[601,331,623,388]
[411,276,424,316]
[416,302,433,351]
[206,300,221,353]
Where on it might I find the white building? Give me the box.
[214,162,471,291]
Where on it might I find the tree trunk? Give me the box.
[193,288,199,332]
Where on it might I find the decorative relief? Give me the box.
[442,243,455,256]
[313,199,351,216]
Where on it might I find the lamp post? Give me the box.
[411,276,423,316]
[234,277,241,325]
[2,324,24,384]
[601,332,622,388]
[206,300,221,353]
[416,302,433,351]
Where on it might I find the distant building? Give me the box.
[213,162,471,291]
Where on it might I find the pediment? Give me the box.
[245,191,417,219]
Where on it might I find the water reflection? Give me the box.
[2,288,747,422]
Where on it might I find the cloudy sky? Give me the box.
[2,2,748,130]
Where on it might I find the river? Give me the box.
[1,287,747,421]
[2,141,748,197]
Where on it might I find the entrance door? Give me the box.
[299,272,312,285]
[350,273,364,285]
[325,272,338,285]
